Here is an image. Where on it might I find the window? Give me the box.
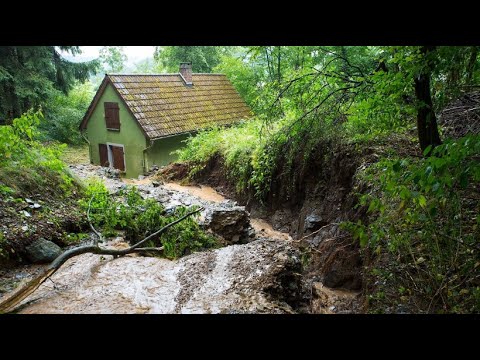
[104,102,120,130]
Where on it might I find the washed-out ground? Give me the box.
[2,163,360,314]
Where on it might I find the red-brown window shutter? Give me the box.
[104,102,120,130]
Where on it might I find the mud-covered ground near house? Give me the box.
[1,163,361,314]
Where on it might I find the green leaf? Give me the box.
[423,145,432,156]
[418,195,427,208]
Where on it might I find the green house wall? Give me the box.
[145,134,189,171]
[84,83,190,178]
[85,83,147,178]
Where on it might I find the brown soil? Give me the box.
[155,162,191,182]
[0,185,87,268]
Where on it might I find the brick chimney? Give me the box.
[179,62,193,86]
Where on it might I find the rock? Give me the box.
[304,213,326,231]
[21,210,31,217]
[25,198,34,204]
[204,207,255,244]
[151,180,162,187]
[25,238,62,263]
[21,225,29,231]
[30,203,41,209]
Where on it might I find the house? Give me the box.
[79,63,252,178]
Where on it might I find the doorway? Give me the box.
[107,143,125,171]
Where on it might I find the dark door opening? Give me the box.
[109,145,125,171]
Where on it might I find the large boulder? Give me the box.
[25,238,62,264]
[203,207,255,244]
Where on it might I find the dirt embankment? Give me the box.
[159,140,380,310]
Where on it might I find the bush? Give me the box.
[177,115,340,202]
[345,135,480,313]
[0,110,74,195]
[79,180,216,259]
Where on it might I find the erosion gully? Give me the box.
[1,164,359,314]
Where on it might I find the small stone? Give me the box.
[21,210,31,217]
[304,213,326,231]
[329,306,336,311]
[25,238,62,263]
[25,198,34,204]
[151,181,161,187]
[21,225,29,231]
[30,203,41,209]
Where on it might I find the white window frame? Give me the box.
[106,142,126,172]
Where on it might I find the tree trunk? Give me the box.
[414,47,442,155]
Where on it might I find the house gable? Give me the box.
[79,76,148,139]
[83,82,147,178]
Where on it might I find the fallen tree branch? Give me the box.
[0,206,204,314]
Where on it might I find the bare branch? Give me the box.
[0,206,204,314]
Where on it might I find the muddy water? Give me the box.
[18,239,300,314]
[162,182,292,241]
[163,183,227,203]
[6,165,301,313]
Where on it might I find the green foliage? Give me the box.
[177,113,339,202]
[79,180,216,259]
[64,232,89,244]
[0,110,74,195]
[0,46,99,123]
[99,46,127,73]
[214,49,264,112]
[41,82,94,145]
[154,46,226,73]
[345,135,480,313]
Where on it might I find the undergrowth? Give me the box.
[344,135,480,313]
[0,110,74,197]
[79,179,217,259]
[0,110,84,262]
[177,116,342,203]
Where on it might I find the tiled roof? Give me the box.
[81,73,252,140]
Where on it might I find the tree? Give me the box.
[41,82,95,145]
[414,46,442,153]
[99,46,127,73]
[0,46,99,124]
[131,57,160,74]
[154,46,224,73]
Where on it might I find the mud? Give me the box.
[17,239,301,314]
[3,163,358,314]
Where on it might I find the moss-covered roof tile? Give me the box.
[102,74,251,139]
